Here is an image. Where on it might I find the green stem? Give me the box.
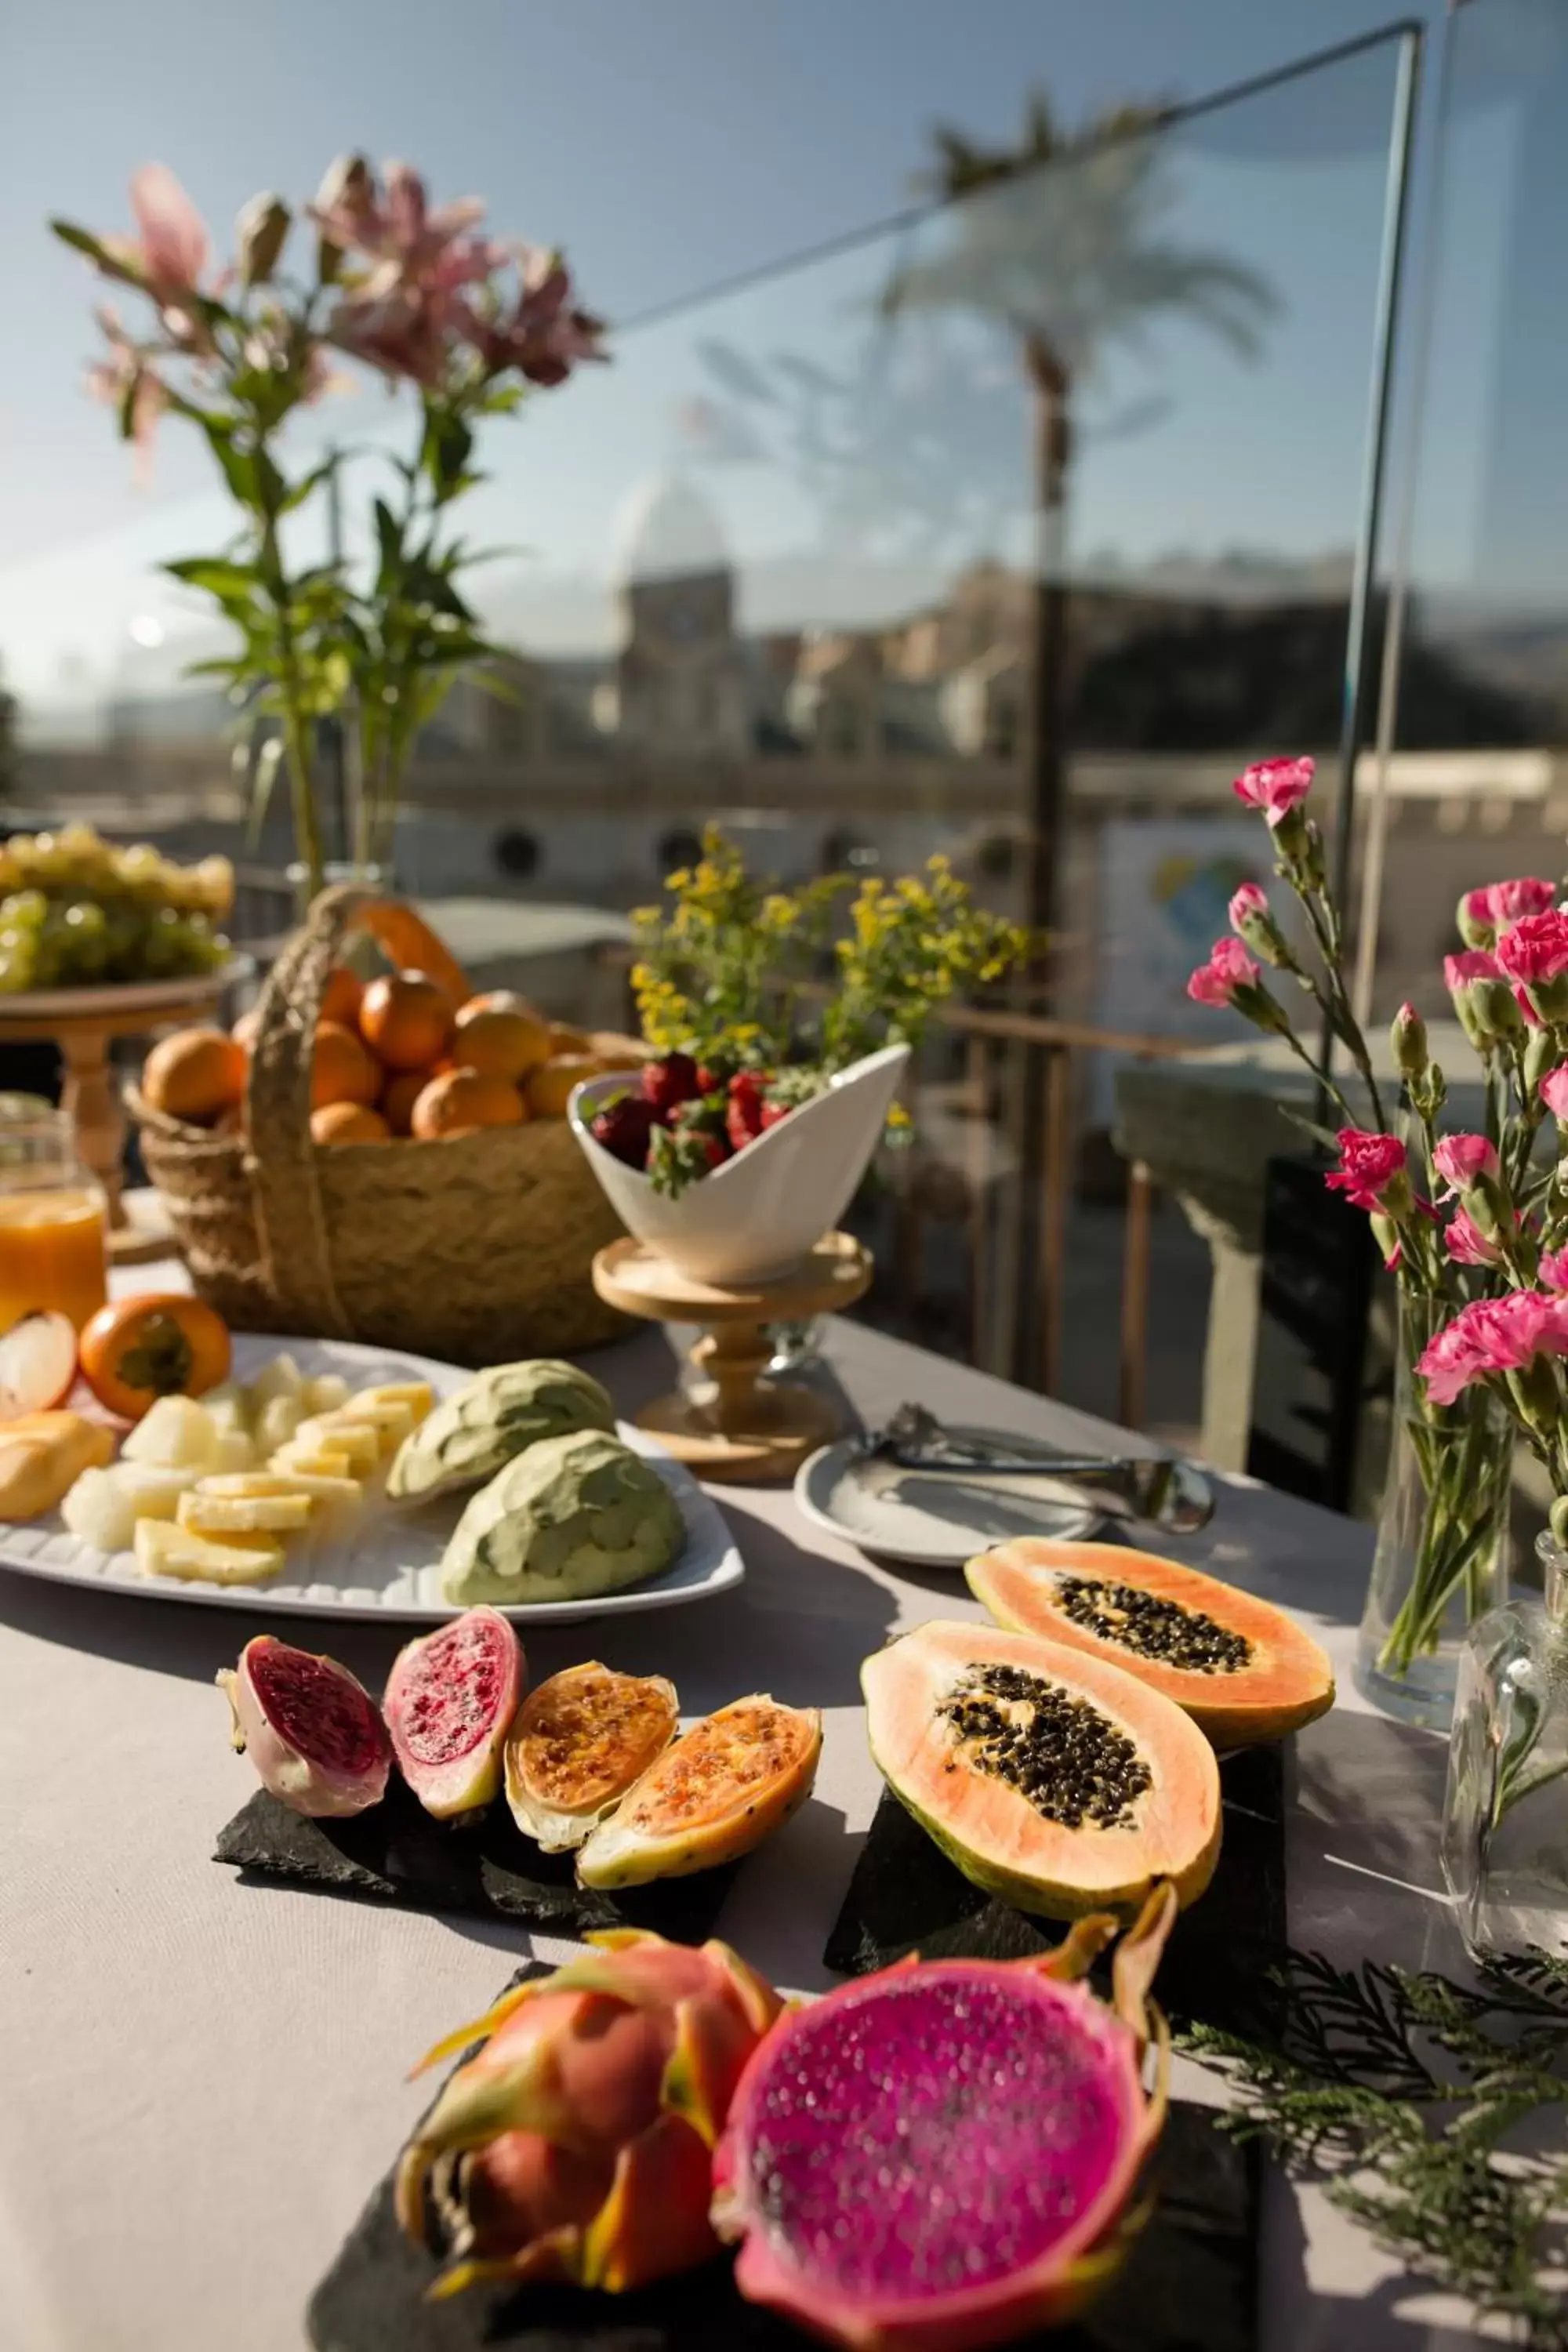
[255,469,323,896]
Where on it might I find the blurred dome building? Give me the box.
[604,472,752,754]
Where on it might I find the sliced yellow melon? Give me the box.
[134,1519,285,1585]
[177,1486,313,1535]
[292,1415,381,1472]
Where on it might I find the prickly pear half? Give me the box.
[219,1634,392,1818]
[395,1926,786,2299]
[713,1886,1176,2352]
[383,1606,524,1820]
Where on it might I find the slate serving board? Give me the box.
[215,1777,738,1944]
[823,1744,1287,2043]
[308,1968,1260,2352]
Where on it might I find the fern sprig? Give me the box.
[1181,1944,1568,2348]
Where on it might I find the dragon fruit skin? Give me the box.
[394,1926,784,2299]
[712,1888,1174,2352]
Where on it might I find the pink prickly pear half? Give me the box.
[394,1927,785,2299]
[712,1885,1177,2352]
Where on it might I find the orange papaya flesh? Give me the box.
[967,1537,1334,1749]
[862,1619,1221,1921]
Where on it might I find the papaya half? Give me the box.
[966,1538,1334,1751]
[863,1619,1221,1922]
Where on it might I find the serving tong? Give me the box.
[852,1403,1214,1535]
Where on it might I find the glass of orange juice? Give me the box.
[0,1105,108,1333]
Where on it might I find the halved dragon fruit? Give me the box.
[219,1634,391,1818]
[383,1606,524,1819]
[713,1886,1174,2352]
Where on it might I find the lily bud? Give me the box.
[313,151,372,285]
[1390,1001,1428,1080]
[236,193,290,289]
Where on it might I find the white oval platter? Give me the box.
[0,1334,744,1624]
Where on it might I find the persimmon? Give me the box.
[79,1294,231,1421]
[450,1000,551,1082]
[312,1021,381,1109]
[310,1102,390,1145]
[410,1069,525,1139]
[141,1028,247,1123]
[319,965,365,1029]
[359,971,455,1072]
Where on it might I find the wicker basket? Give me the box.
[130,884,629,1366]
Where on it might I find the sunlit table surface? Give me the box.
[0,1262,1480,2352]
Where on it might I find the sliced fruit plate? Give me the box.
[0,1334,742,1623]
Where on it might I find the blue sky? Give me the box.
[0,0,1556,715]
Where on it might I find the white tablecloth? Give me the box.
[0,1282,1480,2350]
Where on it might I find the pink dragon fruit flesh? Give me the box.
[218,1633,391,1818]
[395,1926,785,2300]
[712,1886,1174,2352]
[383,1606,524,1820]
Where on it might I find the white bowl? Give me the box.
[568,1043,910,1286]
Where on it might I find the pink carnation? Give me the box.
[1431,1134,1499,1199]
[1232,756,1314,828]
[1445,949,1501,992]
[1417,1290,1568,1407]
[1228,881,1269,934]
[1541,1066,1568,1121]
[1540,1247,1568,1292]
[1324,1127,1407,1212]
[1482,877,1557,929]
[1185,935,1258,1008]
[1494,911,1568,988]
[1444,1206,1502,1268]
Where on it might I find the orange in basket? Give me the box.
[411,1068,526,1138]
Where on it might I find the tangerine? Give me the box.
[379,1067,433,1136]
[450,1000,551,1082]
[410,1068,526,1139]
[359,971,455,1071]
[524,1054,604,1119]
[320,965,365,1029]
[310,1102,390,1146]
[141,1028,248,1123]
[311,1021,382,1109]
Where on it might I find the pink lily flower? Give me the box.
[101,164,211,304]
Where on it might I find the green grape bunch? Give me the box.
[0,826,233,993]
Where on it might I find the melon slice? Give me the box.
[504,1662,680,1851]
[575,1694,821,1888]
[967,1539,1334,1749]
[863,1620,1221,1920]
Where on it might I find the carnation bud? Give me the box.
[1390,1001,1428,1080]
[1525,1027,1559,1098]
[1369,1210,1401,1269]
[1472,977,1526,1044]
[1507,1355,1563,1442]
[236,192,289,288]
[1461,1172,1508,1241]
[1457,890,1494,951]
[1531,970,1568,1027]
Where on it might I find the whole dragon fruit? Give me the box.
[713,1886,1175,2352]
[394,1926,784,2299]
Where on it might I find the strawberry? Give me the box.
[725,1069,770,1154]
[590,1092,658,1170]
[641,1052,701,1116]
[648,1115,731,1196]
[760,1098,791,1130]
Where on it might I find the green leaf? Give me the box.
[198,418,257,506]
[243,732,285,850]
[50,218,141,281]
[162,556,262,612]
[421,408,474,495]
[280,459,337,516]
[372,498,403,589]
[1277,1104,1341,1156]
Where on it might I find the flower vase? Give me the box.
[287,859,393,920]
[1441,1530,1568,1959]
[1356,1299,1512,1730]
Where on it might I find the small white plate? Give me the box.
[0,1334,744,1624]
[795,1428,1100,1570]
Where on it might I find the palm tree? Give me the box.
[885,91,1278,933]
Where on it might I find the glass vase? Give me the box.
[1355,1296,1512,1730]
[1441,1531,1568,1960]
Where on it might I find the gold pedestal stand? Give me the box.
[591,1231,872,1483]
